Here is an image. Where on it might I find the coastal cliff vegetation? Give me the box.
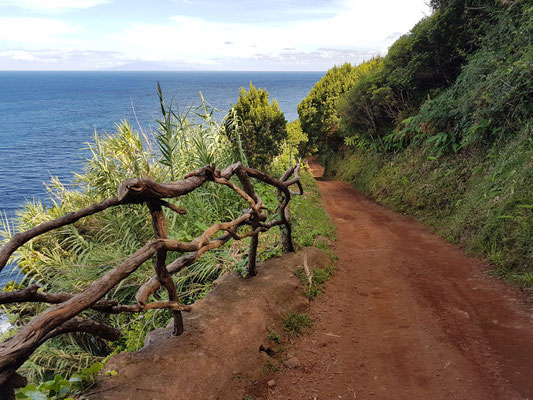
[299,0,532,286]
[2,0,531,395]
[0,84,332,393]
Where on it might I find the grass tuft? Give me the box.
[294,262,335,299]
[283,312,312,337]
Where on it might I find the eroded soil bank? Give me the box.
[249,158,533,400]
[85,247,330,400]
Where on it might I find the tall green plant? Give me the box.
[298,59,381,151]
[226,83,287,169]
[1,90,256,382]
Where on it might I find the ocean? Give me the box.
[0,70,323,291]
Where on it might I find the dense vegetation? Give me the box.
[300,0,532,287]
[225,83,288,168]
[297,60,381,151]
[0,85,333,392]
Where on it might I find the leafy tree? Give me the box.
[270,119,309,172]
[297,59,381,151]
[286,119,308,158]
[338,0,504,147]
[409,0,533,154]
[228,83,287,168]
[337,62,391,146]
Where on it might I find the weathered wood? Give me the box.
[41,318,121,343]
[136,253,198,305]
[0,372,26,400]
[159,200,187,215]
[0,319,120,400]
[147,201,183,336]
[0,284,120,310]
[183,164,216,179]
[0,284,191,314]
[135,228,256,303]
[0,198,121,273]
[240,164,299,253]
[280,204,294,253]
[0,162,303,388]
[117,175,208,203]
[162,212,253,253]
[235,167,261,276]
[0,240,160,386]
[279,165,296,182]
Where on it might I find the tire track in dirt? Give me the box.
[258,157,533,400]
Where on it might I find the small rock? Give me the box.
[492,319,499,325]
[449,308,470,320]
[267,380,276,387]
[283,356,301,369]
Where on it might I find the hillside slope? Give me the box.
[251,158,533,400]
[300,0,532,286]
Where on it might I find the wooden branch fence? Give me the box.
[0,162,303,399]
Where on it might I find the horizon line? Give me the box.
[0,69,327,73]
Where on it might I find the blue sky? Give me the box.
[0,0,431,70]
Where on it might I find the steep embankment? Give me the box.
[301,0,532,286]
[326,127,532,287]
[251,158,533,400]
[85,248,330,400]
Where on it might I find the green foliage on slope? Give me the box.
[1,86,330,385]
[303,0,532,286]
[408,4,533,155]
[338,0,515,147]
[227,83,288,169]
[328,126,532,287]
[297,60,382,151]
[270,119,309,172]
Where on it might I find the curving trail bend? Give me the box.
[262,157,533,400]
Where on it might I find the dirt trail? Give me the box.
[259,158,533,400]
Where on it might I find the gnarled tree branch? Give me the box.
[0,162,303,391]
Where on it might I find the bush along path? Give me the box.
[254,157,533,400]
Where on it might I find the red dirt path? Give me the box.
[258,158,533,400]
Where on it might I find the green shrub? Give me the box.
[411,2,533,155]
[16,362,103,400]
[298,59,382,151]
[267,330,281,344]
[283,312,312,337]
[227,83,287,169]
[294,263,335,299]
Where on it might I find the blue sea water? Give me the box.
[0,71,324,290]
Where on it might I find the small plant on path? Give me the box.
[283,312,312,337]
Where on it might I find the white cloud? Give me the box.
[0,17,81,45]
[0,50,36,61]
[213,47,380,71]
[107,0,429,65]
[0,48,127,69]
[0,0,109,11]
[0,0,431,69]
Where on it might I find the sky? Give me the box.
[0,0,431,71]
